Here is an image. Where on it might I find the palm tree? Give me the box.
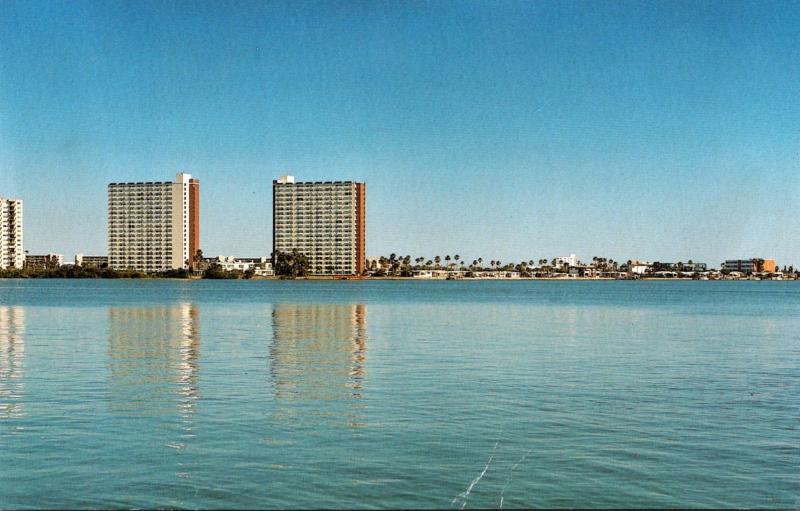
[454,254,460,267]
[478,257,483,269]
[434,256,441,269]
[445,255,451,268]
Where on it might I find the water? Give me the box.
[0,279,797,508]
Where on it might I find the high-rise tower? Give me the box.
[272,176,366,275]
[0,198,23,270]
[108,173,200,272]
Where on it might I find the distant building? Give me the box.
[677,262,707,272]
[25,253,63,269]
[471,270,521,279]
[0,198,23,270]
[209,256,274,276]
[723,259,777,274]
[412,269,451,279]
[108,172,199,272]
[569,265,601,277]
[656,262,708,272]
[273,175,366,275]
[628,260,652,275]
[366,256,382,272]
[75,254,108,268]
[553,254,579,268]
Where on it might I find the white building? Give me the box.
[366,256,382,272]
[108,173,200,272]
[554,254,579,268]
[75,254,109,268]
[629,261,652,275]
[0,198,23,269]
[211,256,274,276]
[471,270,521,279]
[273,176,366,275]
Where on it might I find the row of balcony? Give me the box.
[274,251,355,257]
[109,248,173,253]
[108,226,172,232]
[109,228,173,232]
[274,230,354,234]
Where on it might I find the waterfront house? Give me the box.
[211,256,274,276]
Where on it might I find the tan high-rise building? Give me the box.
[108,173,199,272]
[0,198,23,270]
[272,176,366,275]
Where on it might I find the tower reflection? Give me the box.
[269,303,368,425]
[107,303,200,423]
[0,306,25,419]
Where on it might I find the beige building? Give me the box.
[272,176,366,275]
[75,254,109,268]
[722,258,777,274]
[25,253,63,269]
[0,198,23,270]
[108,173,200,272]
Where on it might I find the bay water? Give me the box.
[0,280,797,508]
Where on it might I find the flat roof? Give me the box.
[273,180,363,185]
[108,181,172,186]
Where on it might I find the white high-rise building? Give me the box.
[108,173,200,273]
[0,198,23,270]
[272,176,366,275]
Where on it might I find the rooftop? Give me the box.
[274,175,362,185]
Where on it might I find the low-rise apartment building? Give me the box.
[209,256,274,276]
[723,258,777,274]
[25,253,63,269]
[674,262,707,272]
[75,254,109,268]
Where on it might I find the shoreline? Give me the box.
[0,276,795,282]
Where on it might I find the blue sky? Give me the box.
[1,0,798,266]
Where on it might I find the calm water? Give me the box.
[0,280,797,508]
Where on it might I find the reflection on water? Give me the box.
[270,304,367,426]
[0,306,25,419]
[107,304,200,423]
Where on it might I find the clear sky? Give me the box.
[1,0,798,266]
